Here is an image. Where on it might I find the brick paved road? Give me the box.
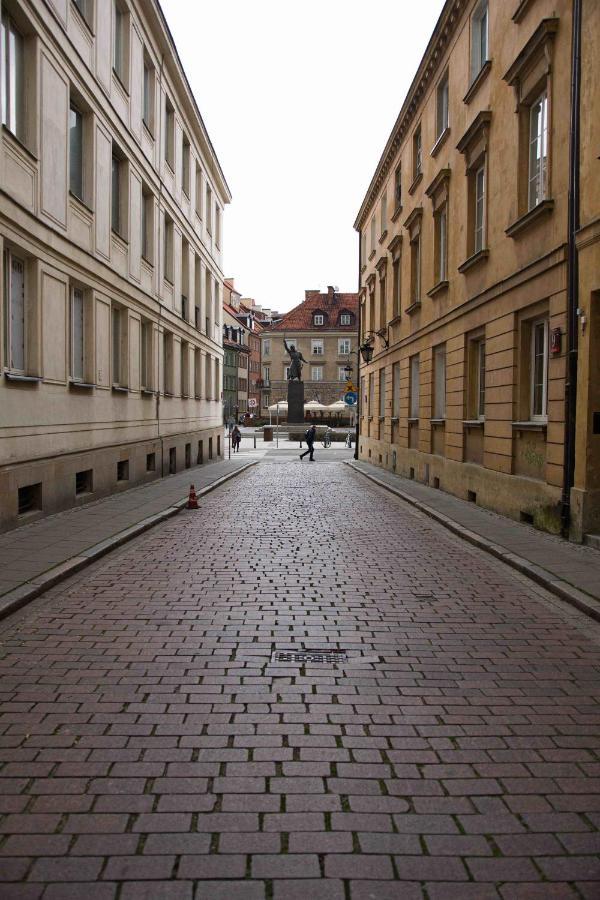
[1,458,599,899]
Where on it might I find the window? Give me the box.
[394,164,402,210]
[75,469,93,495]
[216,206,222,249]
[474,164,485,253]
[338,366,349,382]
[369,372,375,416]
[163,214,173,283]
[263,365,270,384]
[360,375,366,415]
[413,126,422,180]
[195,164,203,218]
[311,339,324,356]
[471,0,488,82]
[340,313,352,326]
[370,217,376,253]
[147,452,156,471]
[379,272,386,330]
[70,286,85,382]
[410,234,421,303]
[182,134,190,196]
[410,355,420,418]
[111,148,127,238]
[69,104,83,200]
[528,92,548,210]
[435,204,448,283]
[142,53,154,132]
[163,330,174,394]
[141,185,153,263]
[4,250,25,372]
[263,339,271,357]
[117,459,129,482]
[18,482,41,515]
[206,184,213,234]
[392,258,401,318]
[531,319,548,420]
[180,340,189,397]
[361,231,367,264]
[338,338,351,355]
[311,366,323,382]
[314,314,324,326]
[194,348,202,397]
[436,71,449,139]
[165,97,175,169]
[433,345,446,419]
[379,369,385,418]
[392,362,400,418]
[380,190,387,236]
[1,11,24,142]
[368,286,375,333]
[111,306,125,386]
[476,340,485,419]
[181,295,188,321]
[72,0,92,25]
[113,0,128,85]
[141,319,152,390]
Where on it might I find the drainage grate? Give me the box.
[271,650,348,664]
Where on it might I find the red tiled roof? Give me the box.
[270,290,358,332]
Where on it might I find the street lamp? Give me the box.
[359,336,375,364]
[343,363,353,380]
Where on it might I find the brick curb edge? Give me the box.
[0,461,258,623]
[346,460,600,624]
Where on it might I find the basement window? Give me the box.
[75,469,93,495]
[18,483,42,515]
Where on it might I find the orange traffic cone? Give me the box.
[186,484,199,509]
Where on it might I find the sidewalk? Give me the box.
[0,455,258,620]
[348,459,600,621]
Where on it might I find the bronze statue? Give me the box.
[284,339,307,381]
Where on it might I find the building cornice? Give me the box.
[353,0,465,232]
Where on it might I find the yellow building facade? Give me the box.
[0,0,229,531]
[355,0,599,541]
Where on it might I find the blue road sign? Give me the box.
[344,391,358,406]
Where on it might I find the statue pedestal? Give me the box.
[287,380,304,424]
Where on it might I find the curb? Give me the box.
[346,461,600,624]
[0,461,258,623]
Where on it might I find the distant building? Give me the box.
[260,287,359,413]
[223,281,250,420]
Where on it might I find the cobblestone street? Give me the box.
[1,455,599,899]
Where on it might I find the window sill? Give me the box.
[463,419,484,428]
[407,417,419,424]
[512,420,547,432]
[2,124,38,162]
[408,172,423,195]
[368,250,376,261]
[141,388,155,396]
[463,59,492,105]
[71,0,95,35]
[431,127,450,158]
[389,314,402,325]
[427,279,449,298]
[111,228,129,247]
[142,121,154,142]
[112,67,130,97]
[430,418,446,425]
[391,416,399,424]
[513,0,535,23]
[69,190,94,215]
[391,204,403,223]
[360,264,367,274]
[378,229,388,245]
[458,248,489,274]
[69,379,95,390]
[4,372,41,383]
[406,300,422,315]
[368,416,373,422]
[141,255,154,268]
[164,392,174,398]
[505,199,554,238]
[112,384,128,393]
[378,416,385,423]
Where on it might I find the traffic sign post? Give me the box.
[344,391,357,406]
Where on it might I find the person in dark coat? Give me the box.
[231,426,241,452]
[300,424,317,462]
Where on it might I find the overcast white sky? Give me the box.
[161,0,446,313]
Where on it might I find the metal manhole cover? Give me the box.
[271,650,348,664]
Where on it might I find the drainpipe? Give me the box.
[354,230,362,460]
[561,0,582,538]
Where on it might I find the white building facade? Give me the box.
[0,0,229,530]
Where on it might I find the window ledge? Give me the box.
[391,416,399,424]
[463,59,492,105]
[112,68,130,98]
[512,420,547,432]
[427,279,449,298]
[458,248,489,273]
[194,395,202,400]
[69,379,95,390]
[4,372,41,383]
[408,171,423,195]
[389,314,402,325]
[391,204,403,223]
[513,0,535,23]
[69,191,94,215]
[506,199,554,238]
[111,228,129,247]
[431,127,450,158]
[164,392,174,398]
[141,255,154,268]
[112,384,128,393]
[463,419,484,428]
[430,418,446,425]
[378,229,388,245]
[368,250,376,261]
[407,417,419,424]
[406,300,422,315]
[2,124,38,162]
[378,416,385,422]
[141,388,155,396]
[71,0,95,35]
[360,263,367,273]
[368,416,373,422]
[142,121,154,142]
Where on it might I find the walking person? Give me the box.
[231,426,241,453]
[300,424,317,462]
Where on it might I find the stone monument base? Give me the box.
[287,380,305,424]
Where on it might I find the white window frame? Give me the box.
[70,285,85,382]
[340,314,351,326]
[4,250,26,373]
[1,11,25,142]
[528,91,548,211]
[474,164,486,254]
[311,365,323,382]
[313,314,324,326]
[436,71,449,139]
[410,355,420,419]
[338,338,351,355]
[263,365,270,384]
[338,366,348,382]
[530,318,549,422]
[471,0,488,82]
[311,339,324,356]
[433,345,446,420]
[263,339,271,357]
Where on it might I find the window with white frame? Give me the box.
[531,319,548,420]
[338,338,351,355]
[311,339,324,356]
[392,362,400,418]
[338,366,349,382]
[313,314,324,326]
[70,286,85,382]
[528,91,548,210]
[474,164,486,253]
[142,52,154,133]
[0,11,24,143]
[215,206,221,248]
[410,355,420,418]
[340,313,352,326]
[311,366,323,382]
[4,250,26,373]
[470,0,488,82]
[413,125,422,179]
[263,365,270,384]
[433,345,446,419]
[435,203,448,283]
[436,71,449,139]
[379,368,385,418]
[263,339,271,357]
